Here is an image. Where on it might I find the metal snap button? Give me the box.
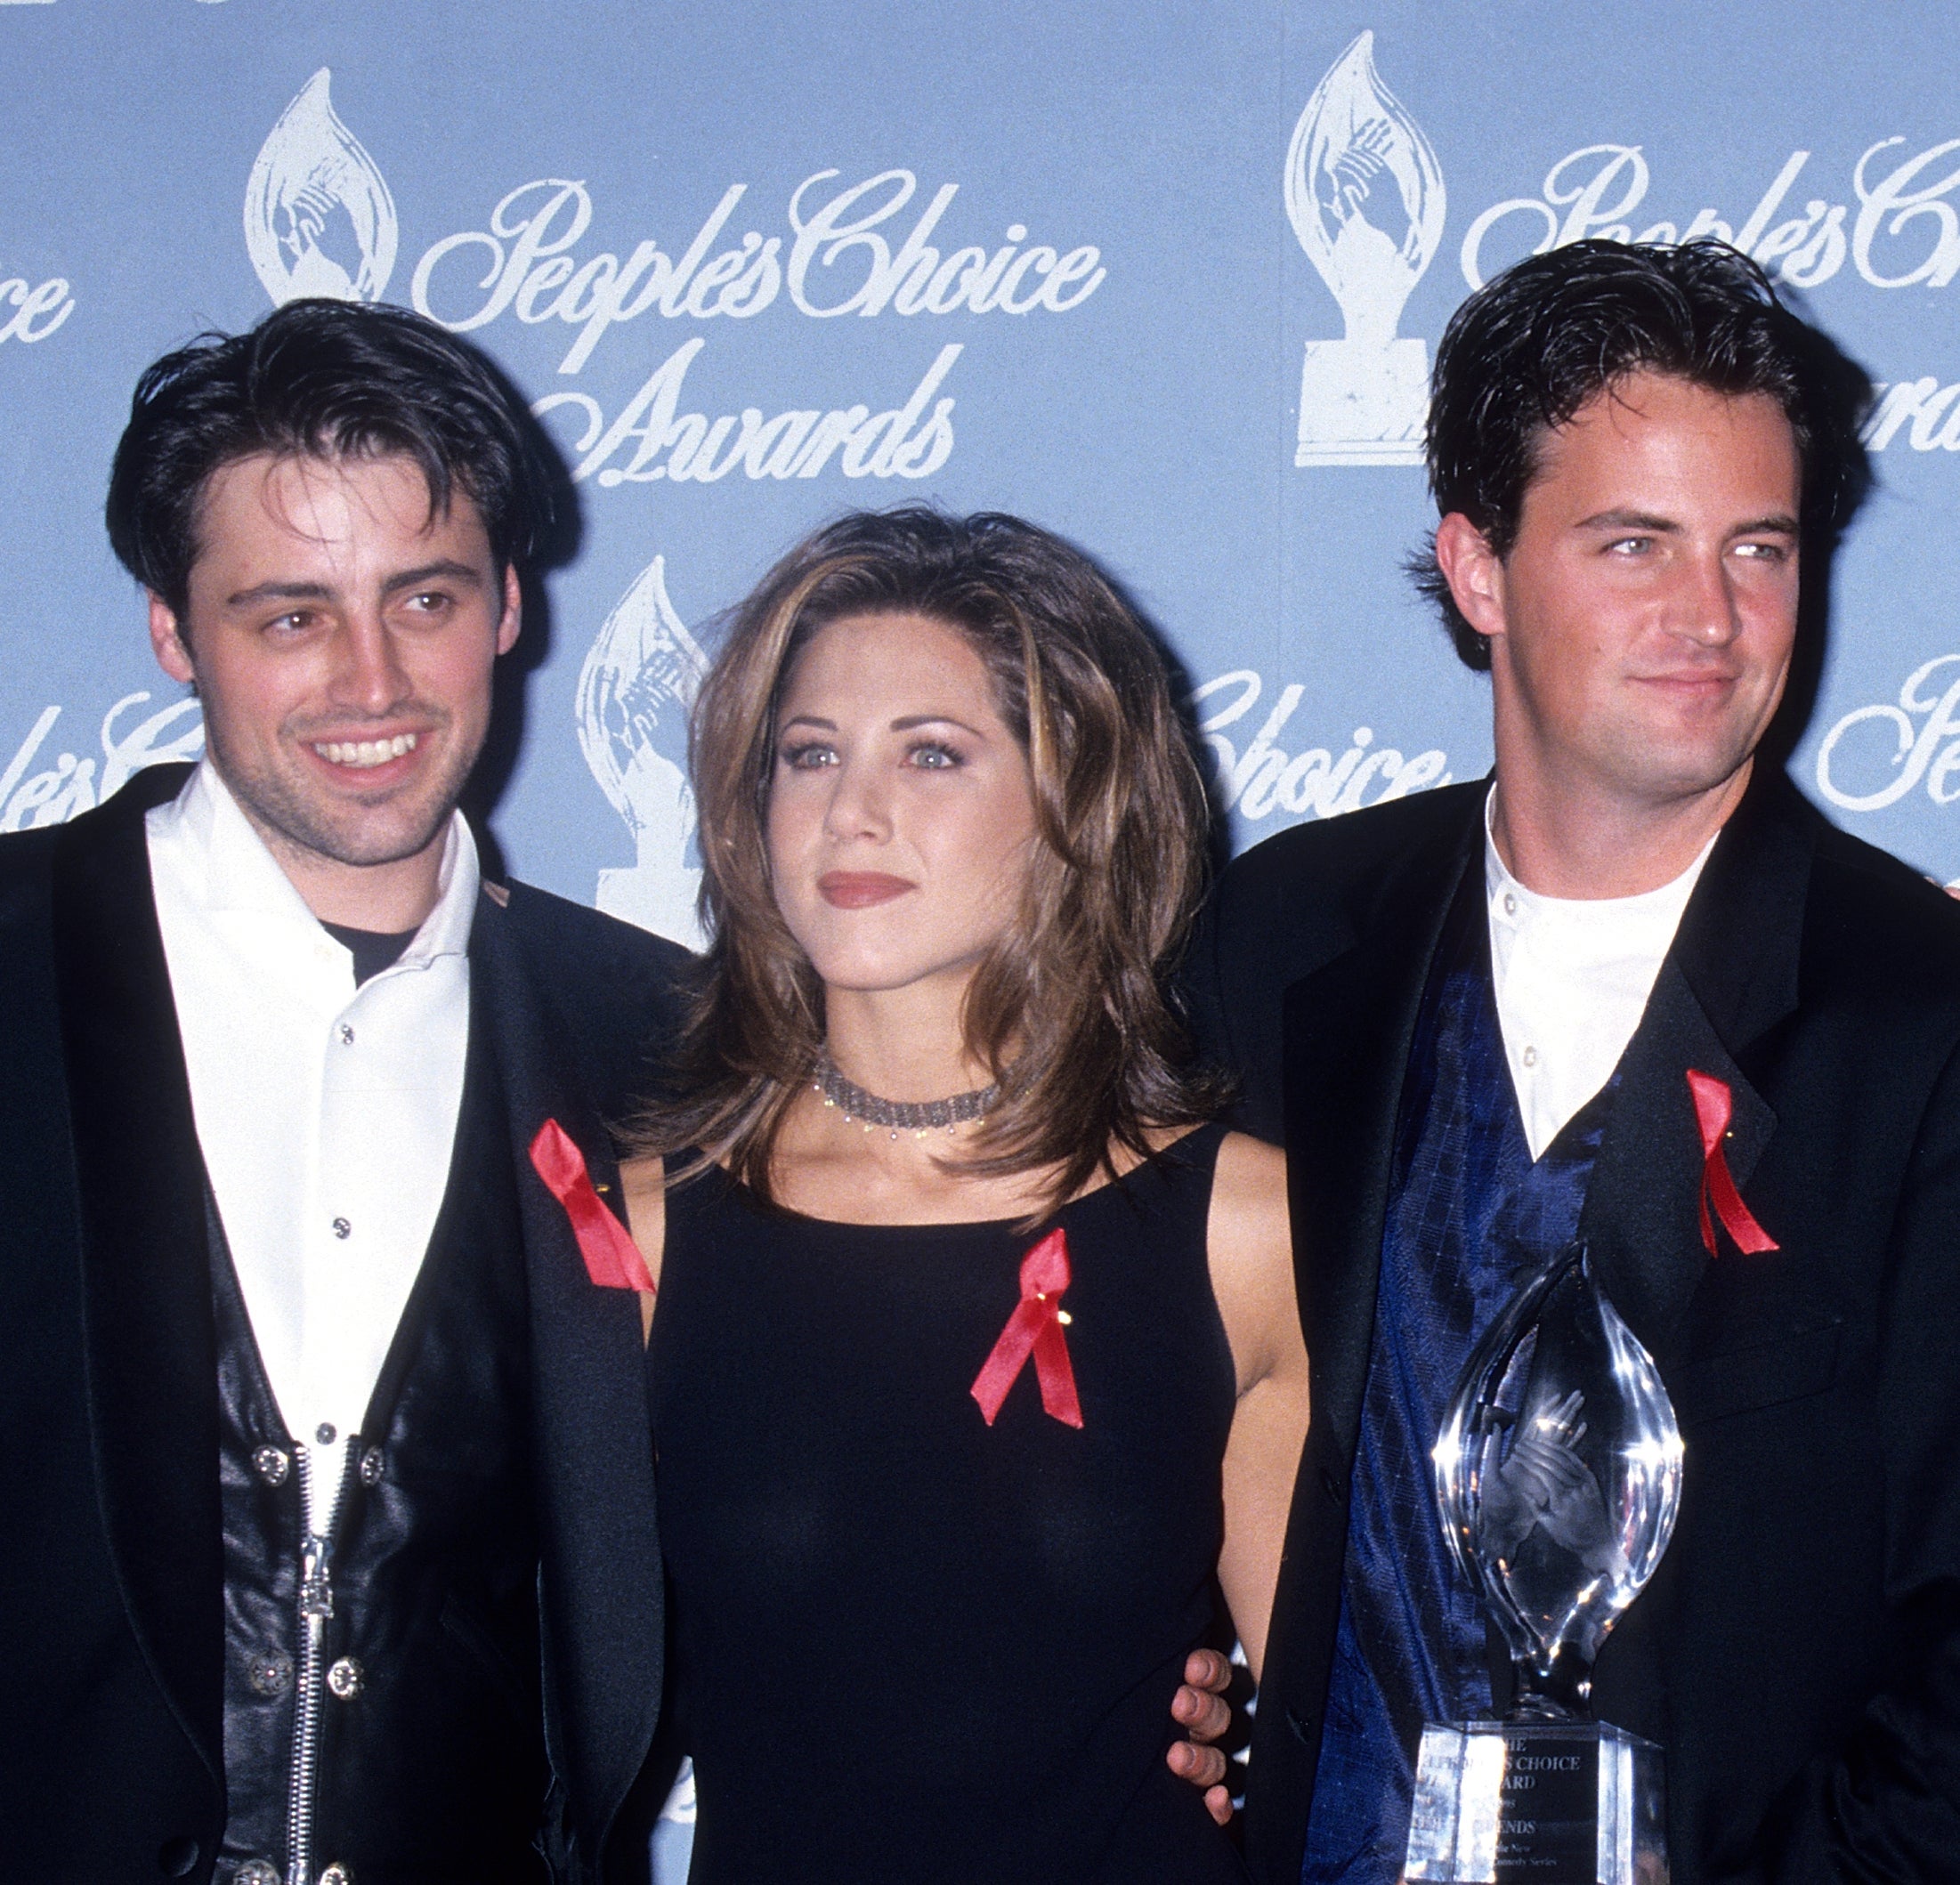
[236,1861,282,1885]
[331,1217,352,1240]
[320,1864,353,1885]
[327,1655,365,1700]
[247,1652,292,1696]
[337,1023,355,1045]
[251,1445,290,1486]
[358,1445,385,1486]
[315,1422,336,1446]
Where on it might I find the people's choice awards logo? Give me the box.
[1286,31,1446,468]
[1816,656,1960,813]
[245,69,398,305]
[1195,671,1452,822]
[0,693,204,830]
[1461,140,1960,295]
[0,263,74,345]
[412,168,1104,491]
[576,557,710,946]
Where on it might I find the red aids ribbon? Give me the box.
[970,1227,1084,1429]
[1686,1071,1779,1258]
[529,1118,656,1293]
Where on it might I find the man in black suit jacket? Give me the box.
[1186,242,1960,1883]
[0,303,687,1884]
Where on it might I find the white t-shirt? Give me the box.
[1485,790,1715,1161]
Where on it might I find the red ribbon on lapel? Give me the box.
[1686,1071,1779,1258]
[529,1118,656,1293]
[970,1227,1083,1429]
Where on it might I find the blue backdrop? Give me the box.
[4,0,1958,1864]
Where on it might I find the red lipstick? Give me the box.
[818,871,916,909]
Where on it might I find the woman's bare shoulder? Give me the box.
[1211,1131,1288,1226]
[1204,1129,1304,1403]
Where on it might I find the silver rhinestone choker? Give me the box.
[814,1053,999,1138]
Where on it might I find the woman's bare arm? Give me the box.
[1207,1131,1310,1684]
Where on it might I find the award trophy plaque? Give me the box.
[1404,1243,1683,1885]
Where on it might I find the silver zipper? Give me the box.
[288,1444,347,1885]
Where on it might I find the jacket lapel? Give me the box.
[468,895,663,1873]
[1251,791,1484,1881]
[50,767,223,1788]
[1283,794,1484,1468]
[1579,769,1808,1363]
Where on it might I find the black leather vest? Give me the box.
[209,1028,551,1885]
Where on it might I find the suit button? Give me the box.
[251,1445,290,1486]
[236,1863,282,1885]
[155,1835,199,1876]
[320,1865,353,1885]
[327,1655,365,1700]
[247,1652,292,1696]
[1320,1467,1345,1503]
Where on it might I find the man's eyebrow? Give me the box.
[381,559,487,596]
[223,578,333,609]
[1573,508,1800,538]
[222,561,486,610]
[1574,509,1684,534]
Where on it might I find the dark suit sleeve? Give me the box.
[1180,864,1287,1145]
[1753,1038,1960,1882]
[498,883,697,1134]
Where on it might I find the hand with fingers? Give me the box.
[1165,1647,1237,1825]
[1478,1390,1625,1577]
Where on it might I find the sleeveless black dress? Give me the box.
[649,1120,1250,1884]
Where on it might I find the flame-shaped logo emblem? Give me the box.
[1285,31,1446,465]
[244,69,399,306]
[577,556,711,948]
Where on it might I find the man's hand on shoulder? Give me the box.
[1165,1647,1235,1825]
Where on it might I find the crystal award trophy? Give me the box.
[1404,1243,1683,1885]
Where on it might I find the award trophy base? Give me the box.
[1294,336,1429,465]
[1403,1719,1665,1885]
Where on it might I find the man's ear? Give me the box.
[1433,513,1507,647]
[496,564,522,658]
[147,593,197,685]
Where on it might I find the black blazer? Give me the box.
[0,765,691,1885]
[1185,768,1960,1885]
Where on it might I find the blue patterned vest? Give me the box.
[1300,885,1616,1885]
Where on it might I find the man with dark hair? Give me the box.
[0,299,687,1885]
[1184,240,1960,1881]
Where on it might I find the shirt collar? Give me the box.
[157,758,478,969]
[1483,785,1716,935]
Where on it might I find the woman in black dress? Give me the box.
[620,508,1308,1883]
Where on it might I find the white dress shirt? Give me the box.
[1486,791,1715,1161]
[148,761,476,1528]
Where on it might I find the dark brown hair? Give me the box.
[637,506,1225,1217]
[106,298,564,619]
[1413,239,1872,668]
